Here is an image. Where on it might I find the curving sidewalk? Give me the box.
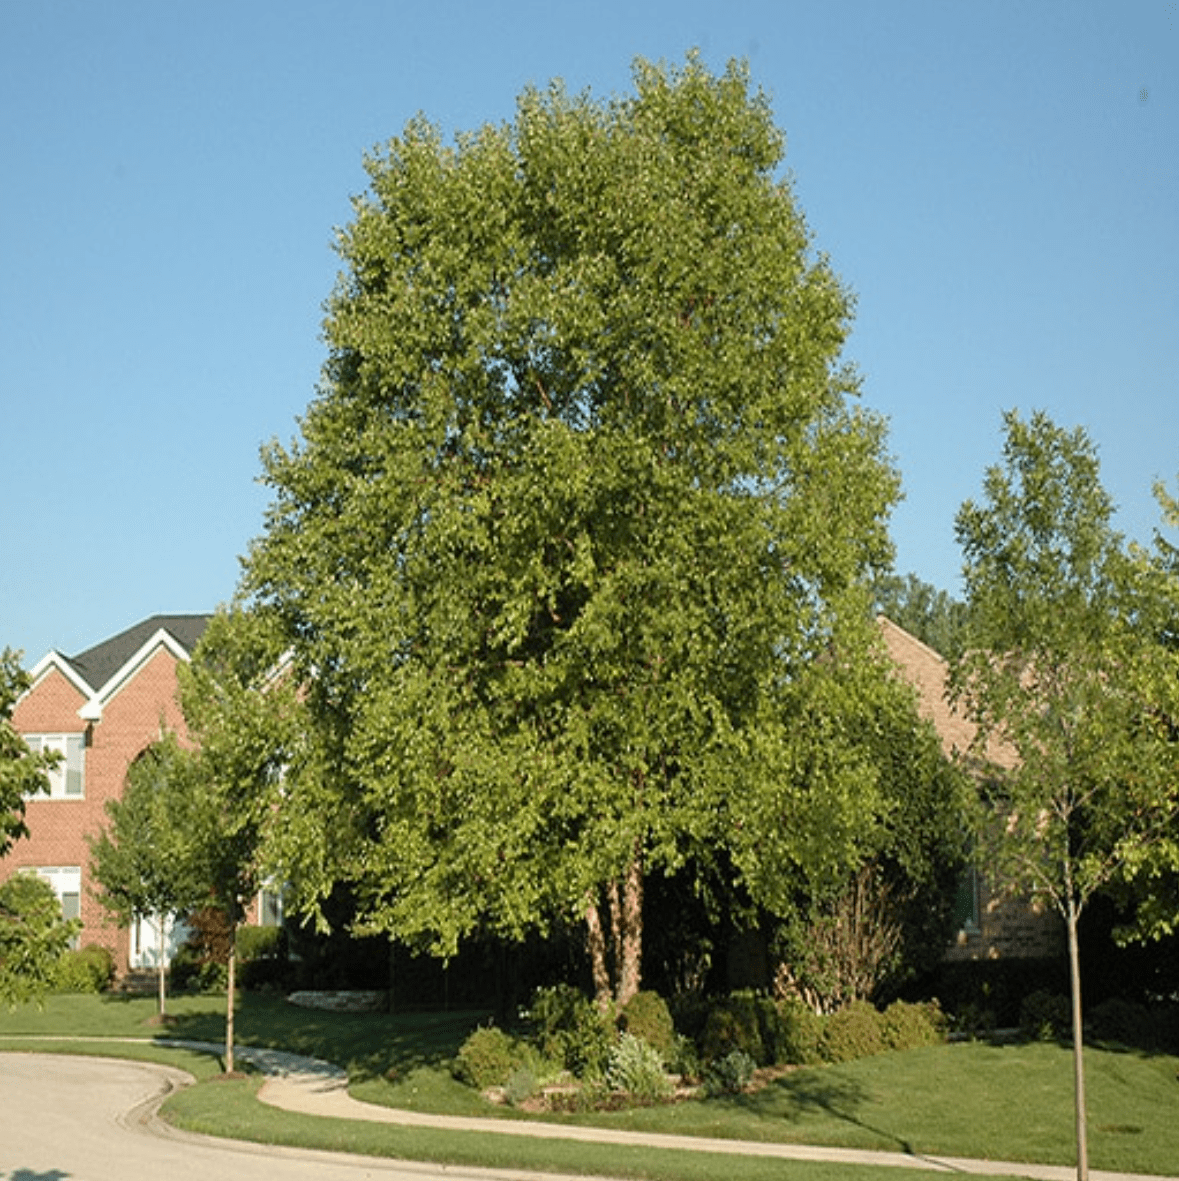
[154,1039,1175,1181]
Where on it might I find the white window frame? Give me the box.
[23,733,86,799]
[257,884,284,928]
[32,866,82,949]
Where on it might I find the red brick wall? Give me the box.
[5,648,190,977]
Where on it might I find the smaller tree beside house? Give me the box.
[178,607,298,1073]
[89,734,205,1018]
[952,410,1179,1181]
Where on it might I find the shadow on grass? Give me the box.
[138,992,486,1081]
[716,1070,918,1156]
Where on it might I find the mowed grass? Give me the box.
[3,992,1178,1177]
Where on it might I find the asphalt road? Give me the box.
[0,1052,591,1181]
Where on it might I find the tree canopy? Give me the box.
[0,874,78,1007]
[177,607,296,1070]
[952,409,1179,1181]
[872,572,968,660]
[89,733,205,1015]
[245,55,902,1005]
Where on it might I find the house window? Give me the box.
[953,866,981,935]
[257,885,283,928]
[24,733,86,799]
[34,866,82,949]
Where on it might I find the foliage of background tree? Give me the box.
[178,607,296,1071]
[952,410,1179,1181]
[772,673,969,1011]
[1107,474,1179,944]
[88,734,204,1017]
[872,572,969,659]
[1,648,57,857]
[245,55,901,1008]
[0,874,78,1007]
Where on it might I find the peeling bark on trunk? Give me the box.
[585,898,612,1010]
[583,846,645,1010]
[616,851,644,1009]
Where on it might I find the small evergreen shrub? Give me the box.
[53,944,114,994]
[704,1048,756,1095]
[880,999,946,1051]
[1020,990,1070,1042]
[619,990,676,1061]
[606,1033,673,1102]
[821,999,885,1063]
[454,1025,520,1090]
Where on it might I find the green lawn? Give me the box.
[3,992,1178,1179]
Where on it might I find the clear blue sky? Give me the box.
[2,0,1176,663]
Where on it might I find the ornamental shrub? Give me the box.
[701,993,765,1065]
[619,991,676,1061]
[606,1033,673,1102]
[237,923,285,962]
[1088,998,1153,1049]
[703,1048,756,1095]
[453,1025,519,1089]
[504,1065,540,1106]
[880,999,946,1051]
[169,942,228,993]
[775,996,825,1065]
[666,1032,701,1080]
[1020,990,1070,1042]
[526,984,613,1080]
[821,999,884,1063]
[53,944,114,994]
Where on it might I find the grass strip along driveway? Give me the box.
[2,993,1178,1179]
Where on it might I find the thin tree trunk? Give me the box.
[225,926,236,1075]
[156,913,167,1019]
[585,896,612,1010]
[1066,896,1088,1181]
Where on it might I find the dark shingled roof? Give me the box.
[65,614,212,693]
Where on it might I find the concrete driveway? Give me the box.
[0,1051,586,1181]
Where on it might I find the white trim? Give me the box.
[24,652,96,704]
[80,629,194,722]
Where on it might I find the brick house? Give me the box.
[4,615,215,977]
[878,615,1065,961]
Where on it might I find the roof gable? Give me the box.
[25,615,212,724]
[68,615,210,691]
[877,614,1018,771]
